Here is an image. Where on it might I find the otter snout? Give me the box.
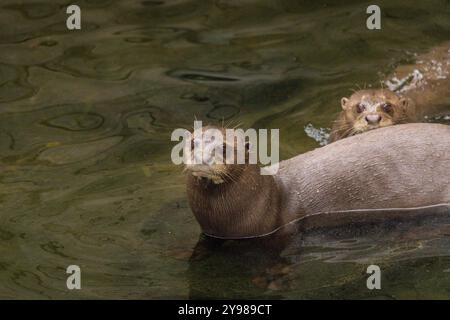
[193,148,215,165]
[365,114,381,124]
[190,137,223,166]
[193,152,212,165]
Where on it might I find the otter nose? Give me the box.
[365,114,381,124]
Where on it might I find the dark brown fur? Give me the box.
[185,125,285,238]
[187,164,283,238]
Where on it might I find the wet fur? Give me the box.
[330,43,450,143]
[186,123,450,239]
[187,165,283,238]
[329,89,415,142]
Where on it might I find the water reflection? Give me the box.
[187,209,450,299]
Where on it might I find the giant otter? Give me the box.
[185,123,450,239]
[329,42,449,142]
[329,89,414,142]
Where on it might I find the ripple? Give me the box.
[141,0,165,6]
[10,269,51,299]
[38,40,58,47]
[125,111,157,133]
[180,92,210,102]
[40,241,69,258]
[124,37,153,43]
[42,45,133,81]
[41,112,105,132]
[37,136,123,165]
[3,3,59,20]
[167,69,241,82]
[206,104,240,120]
[0,64,36,102]
[0,228,14,241]
[0,131,14,151]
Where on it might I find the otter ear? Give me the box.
[400,97,408,108]
[341,97,349,110]
[400,97,410,112]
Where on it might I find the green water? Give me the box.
[0,0,449,299]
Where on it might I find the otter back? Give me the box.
[275,123,450,218]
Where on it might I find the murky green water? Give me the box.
[0,0,449,299]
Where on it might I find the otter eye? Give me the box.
[382,103,393,113]
[356,104,365,113]
[222,143,227,157]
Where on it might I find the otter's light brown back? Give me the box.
[276,123,450,216]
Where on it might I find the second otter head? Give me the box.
[340,89,409,135]
[185,126,251,185]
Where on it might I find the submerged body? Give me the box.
[186,123,450,239]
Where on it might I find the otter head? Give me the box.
[184,126,251,185]
[340,89,409,135]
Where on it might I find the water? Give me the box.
[0,0,449,299]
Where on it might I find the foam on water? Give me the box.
[384,45,449,93]
[384,69,424,92]
[304,123,330,146]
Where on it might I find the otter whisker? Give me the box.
[232,122,243,130]
[226,119,243,130]
[219,169,239,184]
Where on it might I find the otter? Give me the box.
[329,89,413,143]
[185,123,450,239]
[329,42,449,142]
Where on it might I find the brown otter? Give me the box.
[329,42,450,143]
[185,126,283,238]
[185,123,450,239]
[329,89,414,143]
